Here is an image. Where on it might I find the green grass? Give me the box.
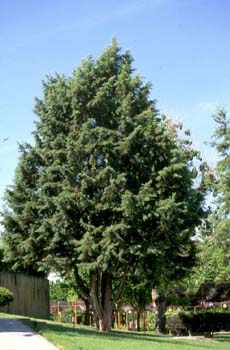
[212,333,230,342]
[30,322,230,350]
[1,313,230,350]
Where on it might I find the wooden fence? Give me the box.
[0,272,49,319]
[50,300,152,331]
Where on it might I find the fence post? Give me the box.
[146,311,150,332]
[143,311,146,333]
[74,297,78,325]
[132,311,135,330]
[126,311,129,330]
[57,302,61,323]
[117,311,121,329]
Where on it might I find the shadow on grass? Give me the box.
[212,334,230,342]
[26,320,221,349]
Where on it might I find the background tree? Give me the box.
[184,109,230,290]
[57,267,92,325]
[2,40,205,331]
[122,276,152,331]
[49,273,80,302]
[207,108,230,282]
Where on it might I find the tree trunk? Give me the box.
[102,272,112,331]
[90,271,112,331]
[155,294,166,333]
[137,311,141,332]
[83,298,90,326]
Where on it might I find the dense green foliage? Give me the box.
[122,276,152,311]
[0,287,14,306]
[49,279,75,301]
[184,109,230,291]
[205,109,230,282]
[211,109,230,213]
[1,40,205,330]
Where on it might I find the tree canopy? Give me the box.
[180,109,230,293]
[2,40,205,331]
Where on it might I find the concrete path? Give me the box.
[0,318,57,350]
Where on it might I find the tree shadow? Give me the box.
[211,334,230,343]
[27,320,221,348]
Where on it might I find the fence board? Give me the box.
[0,272,49,319]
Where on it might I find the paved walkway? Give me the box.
[0,318,57,350]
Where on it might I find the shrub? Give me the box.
[184,312,230,335]
[52,308,84,324]
[166,310,190,335]
[61,308,75,323]
[148,311,156,330]
[166,310,230,336]
[0,287,14,307]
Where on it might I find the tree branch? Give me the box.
[73,266,90,298]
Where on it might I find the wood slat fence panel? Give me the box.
[0,272,49,319]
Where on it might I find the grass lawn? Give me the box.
[212,333,230,342]
[1,313,230,350]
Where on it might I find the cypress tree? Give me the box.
[2,40,205,331]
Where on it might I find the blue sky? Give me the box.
[1,0,230,204]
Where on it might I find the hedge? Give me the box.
[0,287,14,307]
[166,311,230,336]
